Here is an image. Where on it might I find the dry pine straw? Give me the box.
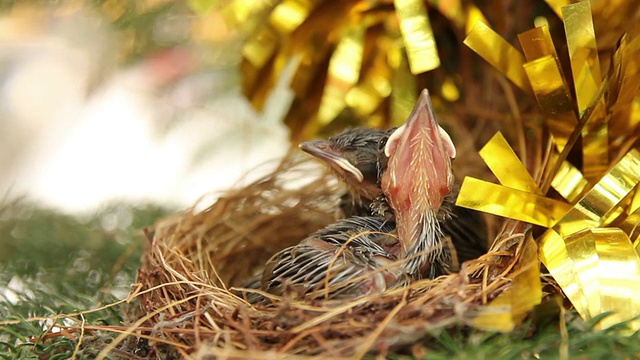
[123,152,529,359]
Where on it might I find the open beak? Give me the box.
[299,140,364,183]
[381,89,456,256]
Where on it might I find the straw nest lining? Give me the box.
[133,152,529,358]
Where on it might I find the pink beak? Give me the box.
[381,90,456,257]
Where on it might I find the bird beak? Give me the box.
[299,140,365,183]
[381,90,456,254]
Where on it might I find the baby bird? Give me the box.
[380,89,458,278]
[259,90,485,300]
[299,110,487,267]
[299,128,393,217]
[261,216,406,299]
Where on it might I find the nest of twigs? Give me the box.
[130,132,538,358]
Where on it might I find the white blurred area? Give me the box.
[0,6,292,214]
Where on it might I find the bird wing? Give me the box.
[262,233,403,299]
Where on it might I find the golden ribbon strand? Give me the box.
[394,0,441,74]
[479,132,541,194]
[457,177,571,227]
[464,21,531,92]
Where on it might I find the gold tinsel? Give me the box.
[219,0,490,139]
[456,0,640,330]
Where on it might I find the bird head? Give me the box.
[380,90,456,264]
[299,128,387,201]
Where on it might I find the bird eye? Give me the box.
[378,137,388,152]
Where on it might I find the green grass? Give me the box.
[0,199,170,359]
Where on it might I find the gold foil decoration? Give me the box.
[553,149,640,237]
[541,228,640,329]
[221,0,280,33]
[581,94,609,181]
[471,234,541,332]
[518,26,559,62]
[594,229,640,330]
[551,158,588,202]
[269,0,313,34]
[464,4,488,35]
[562,1,602,115]
[394,0,441,74]
[539,229,590,319]
[479,132,541,194]
[464,21,531,92]
[523,56,577,152]
[456,2,640,332]
[564,229,601,316]
[544,0,570,19]
[457,177,571,228]
[518,26,577,151]
[317,26,365,126]
[608,34,640,153]
[562,1,609,180]
[242,27,279,69]
[389,46,418,127]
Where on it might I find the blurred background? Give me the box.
[0,1,293,214]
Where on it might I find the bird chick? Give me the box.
[299,128,393,217]
[300,111,486,269]
[380,89,459,278]
[261,216,406,299]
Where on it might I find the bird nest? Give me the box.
[130,149,540,358]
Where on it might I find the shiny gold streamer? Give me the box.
[394,0,441,74]
[268,0,313,34]
[317,26,365,126]
[518,26,559,62]
[562,2,609,180]
[389,45,418,127]
[464,21,531,92]
[479,132,541,194]
[539,229,590,319]
[464,5,489,34]
[221,0,281,34]
[523,56,577,152]
[609,34,640,153]
[563,1,602,114]
[564,229,601,316]
[457,177,571,227]
[519,26,577,151]
[541,227,640,328]
[593,229,640,330]
[553,149,640,238]
[550,157,588,202]
[544,0,570,18]
[581,95,609,181]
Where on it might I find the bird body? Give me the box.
[259,89,486,300]
[299,100,486,270]
[261,216,406,299]
[380,90,457,278]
